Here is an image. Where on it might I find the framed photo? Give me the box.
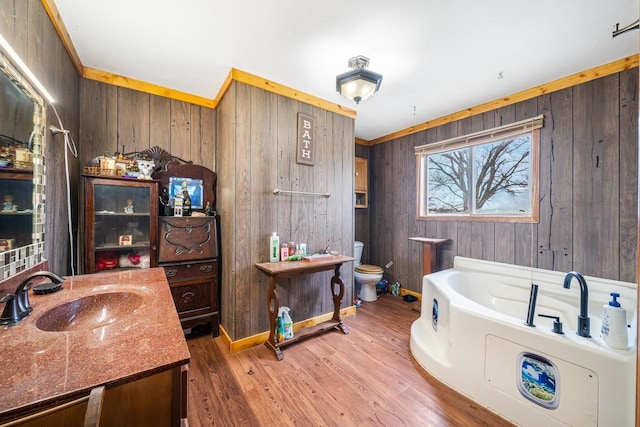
[169,177,204,209]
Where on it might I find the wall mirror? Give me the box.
[0,49,46,280]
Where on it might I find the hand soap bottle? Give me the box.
[269,232,280,263]
[601,292,628,349]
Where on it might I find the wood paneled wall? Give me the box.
[363,68,638,292]
[354,145,370,263]
[217,81,355,340]
[1,0,80,275]
[79,80,216,171]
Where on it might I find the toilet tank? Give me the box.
[354,241,364,266]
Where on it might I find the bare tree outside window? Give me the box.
[424,134,532,216]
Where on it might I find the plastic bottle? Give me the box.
[280,244,289,261]
[276,313,284,342]
[601,292,628,349]
[279,306,294,339]
[269,232,280,263]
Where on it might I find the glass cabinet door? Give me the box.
[84,176,158,273]
[0,171,33,251]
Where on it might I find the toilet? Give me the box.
[354,241,384,302]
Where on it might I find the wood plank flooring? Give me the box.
[186,295,514,426]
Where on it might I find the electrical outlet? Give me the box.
[385,260,393,269]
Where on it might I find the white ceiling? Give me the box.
[53,0,638,141]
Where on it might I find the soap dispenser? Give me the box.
[601,292,628,349]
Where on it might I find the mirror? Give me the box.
[0,50,46,280]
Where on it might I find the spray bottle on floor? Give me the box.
[279,306,294,339]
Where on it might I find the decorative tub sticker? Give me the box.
[516,352,560,409]
[431,298,438,331]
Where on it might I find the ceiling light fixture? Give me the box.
[336,55,382,104]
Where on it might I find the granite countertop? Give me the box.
[0,268,190,421]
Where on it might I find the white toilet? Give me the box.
[354,241,384,302]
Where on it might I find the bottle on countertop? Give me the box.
[269,232,280,263]
[280,244,289,262]
[601,292,628,349]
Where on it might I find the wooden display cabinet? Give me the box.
[83,176,159,274]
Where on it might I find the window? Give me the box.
[416,115,542,222]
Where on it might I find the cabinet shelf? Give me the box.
[95,242,151,251]
[95,212,151,217]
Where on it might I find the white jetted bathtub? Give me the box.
[410,256,637,427]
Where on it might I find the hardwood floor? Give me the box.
[186,294,514,426]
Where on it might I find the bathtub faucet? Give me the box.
[563,271,591,338]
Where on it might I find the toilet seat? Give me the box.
[355,264,383,274]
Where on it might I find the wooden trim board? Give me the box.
[359,55,639,146]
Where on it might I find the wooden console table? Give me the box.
[254,255,355,361]
[408,237,449,275]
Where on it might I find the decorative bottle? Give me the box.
[269,232,280,263]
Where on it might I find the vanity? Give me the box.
[0,268,190,426]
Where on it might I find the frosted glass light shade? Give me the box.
[336,68,382,104]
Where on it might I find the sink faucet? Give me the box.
[0,271,64,326]
[563,271,590,337]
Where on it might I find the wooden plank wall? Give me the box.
[354,145,370,262]
[217,81,355,340]
[366,68,638,292]
[79,80,216,171]
[1,0,81,276]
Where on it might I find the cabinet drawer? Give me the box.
[162,262,217,281]
[170,278,217,316]
[158,217,218,263]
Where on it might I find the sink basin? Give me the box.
[36,291,148,332]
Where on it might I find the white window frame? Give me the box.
[415,115,542,223]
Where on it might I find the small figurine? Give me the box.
[2,194,16,212]
[136,159,154,180]
[181,181,192,216]
[159,188,171,216]
[124,199,134,214]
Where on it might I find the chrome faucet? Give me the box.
[563,271,591,337]
[0,271,64,326]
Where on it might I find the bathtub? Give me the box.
[410,256,637,427]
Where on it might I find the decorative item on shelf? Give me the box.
[119,250,151,269]
[95,251,119,271]
[181,181,192,216]
[174,194,184,217]
[0,146,11,168]
[160,189,171,216]
[205,201,215,217]
[2,194,16,212]
[0,238,15,252]
[136,159,155,180]
[124,199,134,214]
[119,235,133,246]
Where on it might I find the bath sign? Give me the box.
[296,113,314,166]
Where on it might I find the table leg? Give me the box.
[264,275,283,360]
[330,264,349,334]
[422,243,437,276]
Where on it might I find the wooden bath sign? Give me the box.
[296,113,314,166]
